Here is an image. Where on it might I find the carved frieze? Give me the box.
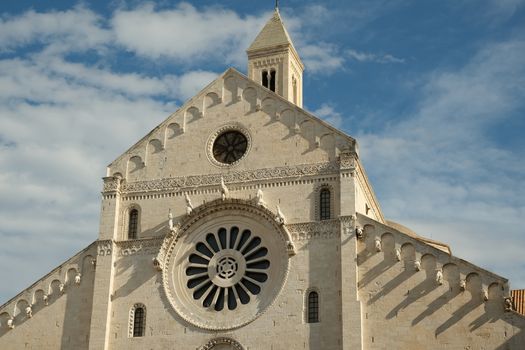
[121,162,339,194]
[288,220,340,241]
[97,240,112,256]
[116,238,163,256]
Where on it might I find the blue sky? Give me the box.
[0,0,524,304]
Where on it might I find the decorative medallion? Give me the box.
[207,124,251,167]
[162,199,289,330]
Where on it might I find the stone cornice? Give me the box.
[116,162,339,194]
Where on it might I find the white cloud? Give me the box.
[347,49,405,64]
[111,2,267,66]
[358,37,525,287]
[0,6,111,53]
[311,103,344,128]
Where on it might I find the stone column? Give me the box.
[88,175,122,350]
[338,150,363,350]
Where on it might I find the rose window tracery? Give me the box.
[212,131,248,164]
[186,227,270,311]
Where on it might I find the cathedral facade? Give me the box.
[1,9,524,350]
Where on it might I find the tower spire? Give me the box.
[275,0,279,10]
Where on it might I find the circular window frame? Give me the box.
[207,124,251,168]
[162,200,290,331]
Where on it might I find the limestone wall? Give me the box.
[0,243,97,349]
[356,214,525,349]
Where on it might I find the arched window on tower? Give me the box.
[320,188,331,220]
[307,291,319,323]
[128,209,139,239]
[269,69,276,92]
[262,70,269,88]
[130,304,146,337]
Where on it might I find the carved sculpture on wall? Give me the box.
[395,248,402,262]
[220,176,229,200]
[7,318,14,329]
[436,269,444,285]
[414,260,421,271]
[256,188,265,206]
[43,294,49,306]
[374,238,382,252]
[59,283,65,294]
[504,297,513,312]
[483,289,489,302]
[355,226,364,239]
[168,209,174,231]
[25,306,32,318]
[275,205,286,225]
[460,279,466,291]
[75,273,81,285]
[184,193,194,215]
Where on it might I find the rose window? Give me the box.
[186,227,270,311]
[212,131,248,164]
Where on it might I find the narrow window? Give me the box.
[128,209,139,239]
[269,69,276,92]
[262,70,269,88]
[133,307,145,337]
[292,77,297,104]
[320,189,331,220]
[307,291,319,323]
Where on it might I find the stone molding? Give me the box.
[115,238,163,256]
[199,337,244,350]
[288,219,340,241]
[115,162,339,194]
[205,122,252,168]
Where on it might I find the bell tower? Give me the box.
[246,7,304,107]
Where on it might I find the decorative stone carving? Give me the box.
[414,260,421,271]
[483,289,489,302]
[102,175,121,193]
[59,283,65,294]
[121,162,339,194]
[374,238,382,252]
[220,176,229,200]
[339,150,357,171]
[152,257,162,271]
[460,279,466,291]
[43,294,49,306]
[97,241,112,256]
[7,318,14,329]
[255,188,265,206]
[168,209,174,231]
[275,205,286,225]
[355,226,364,239]
[286,240,296,256]
[75,273,81,285]
[25,306,32,318]
[436,269,444,285]
[288,220,339,241]
[504,297,513,312]
[199,337,244,350]
[184,193,194,215]
[395,248,402,262]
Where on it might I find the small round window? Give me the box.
[212,131,248,164]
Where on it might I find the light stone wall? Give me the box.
[357,214,525,349]
[0,244,97,350]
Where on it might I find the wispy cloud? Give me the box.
[311,103,345,128]
[358,37,525,286]
[347,49,405,64]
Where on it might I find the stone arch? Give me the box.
[124,204,142,240]
[49,279,62,297]
[126,155,144,180]
[400,242,416,269]
[199,337,245,350]
[223,76,238,105]
[314,183,334,221]
[65,267,79,285]
[466,272,482,299]
[488,282,504,300]
[82,255,95,275]
[280,109,295,129]
[242,87,257,113]
[261,97,277,120]
[204,92,221,112]
[186,106,201,124]
[443,263,460,287]
[0,311,12,329]
[147,139,163,155]
[14,299,30,318]
[166,122,183,141]
[304,287,321,323]
[299,119,315,149]
[32,289,46,305]
[128,303,147,338]
[421,254,437,278]
[380,232,395,260]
